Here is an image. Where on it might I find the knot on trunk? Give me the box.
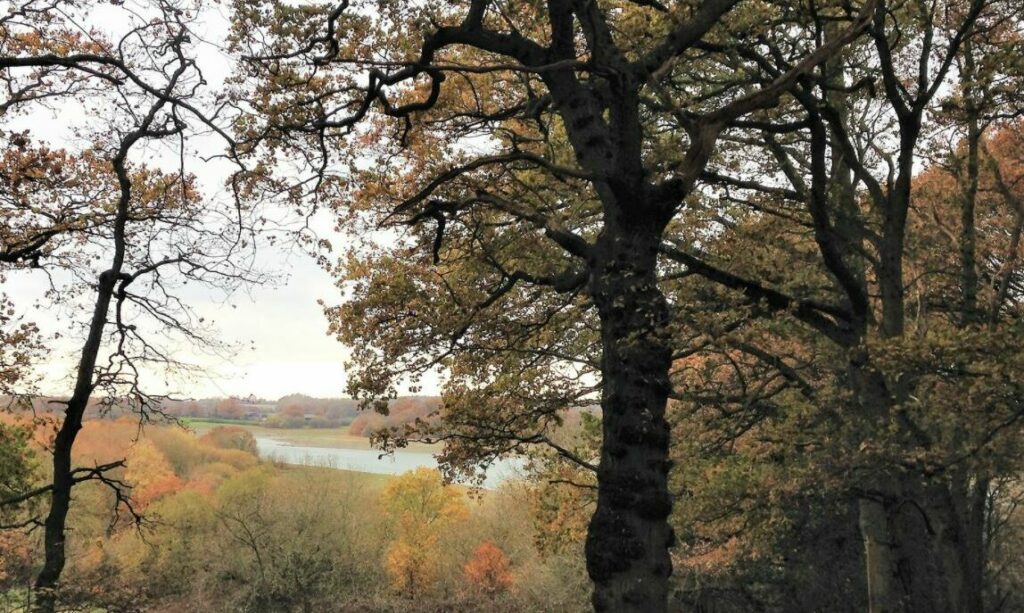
[616,422,667,447]
[601,472,672,520]
[586,512,644,581]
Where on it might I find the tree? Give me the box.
[384,535,442,598]
[0,420,39,529]
[381,468,468,597]
[230,2,873,609]
[0,293,39,398]
[280,402,306,418]
[382,467,469,528]
[199,426,259,455]
[674,0,1024,607]
[0,2,263,609]
[463,540,514,596]
[124,439,183,510]
[215,398,245,420]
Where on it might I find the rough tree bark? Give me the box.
[233,1,874,609]
[587,217,674,612]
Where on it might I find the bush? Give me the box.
[199,426,258,455]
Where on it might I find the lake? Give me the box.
[254,436,523,487]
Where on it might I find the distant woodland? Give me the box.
[1,415,591,612]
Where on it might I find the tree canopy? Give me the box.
[1,0,1024,611]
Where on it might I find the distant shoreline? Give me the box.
[186,418,441,454]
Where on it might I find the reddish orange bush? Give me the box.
[463,540,513,596]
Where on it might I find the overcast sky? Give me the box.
[6,3,440,402]
[13,251,356,400]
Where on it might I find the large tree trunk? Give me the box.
[852,358,987,613]
[858,496,900,613]
[857,481,957,613]
[893,479,954,613]
[934,476,987,613]
[963,478,987,613]
[586,223,674,613]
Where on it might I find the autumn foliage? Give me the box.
[463,541,513,596]
[347,397,439,437]
[381,467,468,596]
[198,426,258,455]
[0,417,585,611]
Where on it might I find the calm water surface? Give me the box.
[254,436,522,487]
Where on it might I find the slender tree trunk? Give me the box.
[960,38,981,326]
[586,222,674,613]
[34,132,135,609]
[33,271,118,612]
[939,479,970,612]
[28,59,172,612]
[32,431,73,613]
